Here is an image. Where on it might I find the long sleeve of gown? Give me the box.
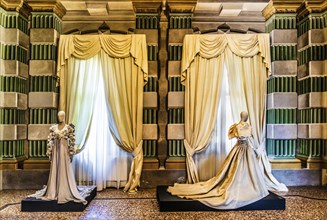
[46,125,56,160]
[67,125,75,159]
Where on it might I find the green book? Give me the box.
[144,141,148,156]
[169,140,174,156]
[176,140,181,156]
[283,77,287,92]
[143,109,147,124]
[154,78,158,92]
[42,109,45,124]
[275,140,279,156]
[153,140,157,156]
[42,76,46,92]
[12,109,16,124]
[275,109,280,124]
[37,108,41,123]
[175,77,179,91]
[4,109,8,124]
[154,110,157,124]
[51,45,55,60]
[39,76,43,91]
[41,141,45,157]
[34,109,38,124]
[8,141,13,157]
[34,76,38,92]
[177,109,182,123]
[12,141,17,158]
[29,141,33,157]
[280,46,284,60]
[5,77,9,91]
[3,141,8,157]
[168,141,172,156]
[36,140,40,157]
[148,141,152,157]
[283,109,287,123]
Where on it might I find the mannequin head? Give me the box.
[240,111,248,122]
[58,111,66,123]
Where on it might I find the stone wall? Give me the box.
[296,8,327,169]
[0,7,29,170]
[263,0,327,173]
[25,12,62,169]
[265,13,301,169]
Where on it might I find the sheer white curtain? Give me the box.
[194,65,235,181]
[69,55,132,191]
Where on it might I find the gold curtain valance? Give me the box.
[57,34,148,86]
[181,34,271,84]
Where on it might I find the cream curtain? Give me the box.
[183,55,225,183]
[181,34,286,191]
[57,34,148,192]
[69,55,132,191]
[193,65,235,181]
[64,54,101,153]
[225,48,287,192]
[58,35,148,112]
[100,50,144,192]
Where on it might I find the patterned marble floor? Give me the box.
[0,186,326,220]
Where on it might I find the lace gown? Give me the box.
[28,124,91,204]
[167,122,269,210]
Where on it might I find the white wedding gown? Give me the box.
[28,124,92,204]
[168,122,271,210]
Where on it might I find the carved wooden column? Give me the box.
[0,1,31,171]
[263,1,302,169]
[165,1,196,169]
[133,2,161,169]
[157,9,169,168]
[296,1,327,169]
[24,1,65,169]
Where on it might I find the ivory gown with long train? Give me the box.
[28,124,92,204]
[167,122,270,210]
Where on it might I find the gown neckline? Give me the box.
[57,124,67,132]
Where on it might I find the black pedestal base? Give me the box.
[21,186,97,212]
[157,185,285,212]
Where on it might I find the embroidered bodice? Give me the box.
[228,122,252,142]
[46,124,76,160]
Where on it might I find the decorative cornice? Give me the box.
[167,0,197,14]
[0,0,22,11]
[132,0,162,14]
[26,0,66,18]
[297,0,327,20]
[132,0,196,14]
[263,0,327,21]
[0,0,32,18]
[262,0,302,20]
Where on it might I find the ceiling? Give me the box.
[58,0,269,22]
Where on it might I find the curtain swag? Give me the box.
[181,34,271,85]
[57,35,148,104]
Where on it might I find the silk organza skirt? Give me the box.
[167,142,269,210]
[28,139,91,204]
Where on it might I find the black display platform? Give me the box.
[157,185,285,212]
[21,186,97,212]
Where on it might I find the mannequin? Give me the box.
[167,111,270,210]
[28,111,92,204]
